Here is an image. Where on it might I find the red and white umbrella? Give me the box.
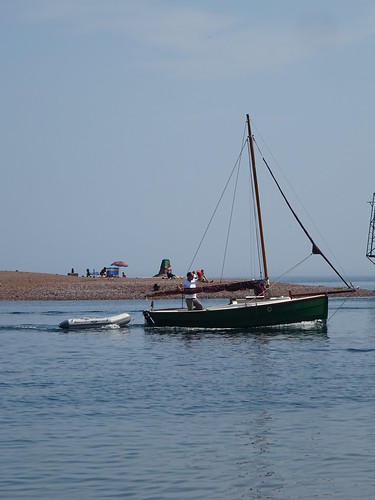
[111,260,128,267]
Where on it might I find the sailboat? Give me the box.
[143,115,353,329]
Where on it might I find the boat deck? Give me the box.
[148,295,298,314]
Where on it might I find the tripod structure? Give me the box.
[366,193,375,266]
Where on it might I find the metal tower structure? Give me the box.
[366,193,375,266]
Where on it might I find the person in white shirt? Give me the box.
[179,272,203,310]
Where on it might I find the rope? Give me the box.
[267,253,312,293]
[187,131,248,274]
[327,294,354,322]
[251,128,351,287]
[220,150,241,280]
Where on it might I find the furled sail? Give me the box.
[146,279,266,299]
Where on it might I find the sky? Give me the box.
[1,0,375,282]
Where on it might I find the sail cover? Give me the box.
[146,279,266,298]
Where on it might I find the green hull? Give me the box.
[143,294,328,329]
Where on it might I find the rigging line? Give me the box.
[251,128,348,281]
[252,138,352,289]
[268,253,313,292]
[187,135,248,274]
[220,148,242,280]
[327,294,354,322]
[366,194,375,262]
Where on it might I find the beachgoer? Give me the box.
[179,271,203,310]
[200,269,209,283]
[100,267,107,277]
[196,269,209,283]
[166,265,176,279]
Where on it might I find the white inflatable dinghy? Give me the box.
[59,312,131,329]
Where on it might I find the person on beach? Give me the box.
[196,269,209,283]
[100,267,107,277]
[179,272,203,310]
[166,265,176,279]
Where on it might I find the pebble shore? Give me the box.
[0,271,373,301]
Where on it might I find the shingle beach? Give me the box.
[0,271,372,301]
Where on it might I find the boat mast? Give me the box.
[246,114,269,284]
[366,193,375,266]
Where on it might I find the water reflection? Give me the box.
[1,299,374,498]
[237,410,284,498]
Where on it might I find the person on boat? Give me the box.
[179,272,203,310]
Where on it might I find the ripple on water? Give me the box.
[0,298,375,498]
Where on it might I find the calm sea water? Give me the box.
[1,277,375,499]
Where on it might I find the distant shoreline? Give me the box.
[0,271,373,301]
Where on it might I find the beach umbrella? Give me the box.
[111,260,128,267]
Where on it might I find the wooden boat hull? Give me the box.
[143,295,328,329]
[59,312,131,329]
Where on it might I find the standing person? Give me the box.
[179,272,203,310]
